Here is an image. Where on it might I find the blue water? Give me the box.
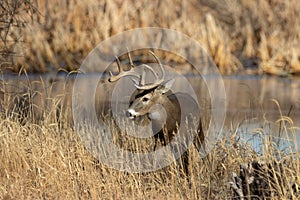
[236,120,300,155]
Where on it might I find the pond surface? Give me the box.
[223,75,300,153]
[1,73,299,153]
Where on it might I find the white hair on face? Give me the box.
[127,108,139,119]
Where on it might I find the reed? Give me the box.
[0,91,299,199]
[1,0,300,75]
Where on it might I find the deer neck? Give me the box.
[148,95,180,132]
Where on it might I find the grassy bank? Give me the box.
[0,103,299,199]
[1,0,300,75]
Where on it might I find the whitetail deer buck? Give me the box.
[108,51,204,174]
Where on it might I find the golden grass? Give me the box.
[2,0,300,75]
[0,96,299,199]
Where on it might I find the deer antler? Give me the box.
[134,51,166,90]
[108,53,140,83]
[108,51,166,90]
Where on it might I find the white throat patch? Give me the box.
[148,111,161,120]
[148,104,167,122]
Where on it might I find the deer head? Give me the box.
[108,51,175,121]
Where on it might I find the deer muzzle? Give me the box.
[126,108,138,119]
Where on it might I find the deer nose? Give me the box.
[126,108,138,119]
[126,111,133,119]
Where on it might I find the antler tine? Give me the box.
[108,56,140,82]
[149,51,165,81]
[108,56,122,82]
[134,64,161,90]
[127,50,135,69]
[115,56,122,72]
[134,51,166,90]
[141,64,159,80]
[140,66,146,86]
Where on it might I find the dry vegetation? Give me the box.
[1,1,300,199]
[1,0,300,75]
[0,85,299,199]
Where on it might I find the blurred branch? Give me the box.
[0,0,38,58]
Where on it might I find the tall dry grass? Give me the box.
[0,93,299,199]
[1,0,300,75]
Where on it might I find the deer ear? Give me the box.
[156,79,175,94]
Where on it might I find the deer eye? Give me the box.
[142,97,149,102]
